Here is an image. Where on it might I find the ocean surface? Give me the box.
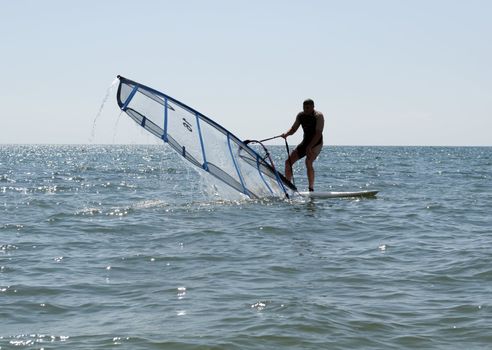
[1,144,491,349]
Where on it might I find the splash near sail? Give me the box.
[116,76,296,199]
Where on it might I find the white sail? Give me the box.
[116,76,296,199]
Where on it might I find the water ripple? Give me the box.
[0,145,491,349]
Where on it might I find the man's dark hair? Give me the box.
[303,99,314,106]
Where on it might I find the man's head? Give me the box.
[303,99,315,114]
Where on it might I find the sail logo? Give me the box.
[182,118,193,132]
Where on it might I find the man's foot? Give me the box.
[308,187,314,192]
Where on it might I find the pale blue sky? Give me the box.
[1,0,490,146]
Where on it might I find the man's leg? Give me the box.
[285,150,300,182]
[305,145,322,191]
[306,158,315,191]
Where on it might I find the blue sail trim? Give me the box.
[122,85,138,111]
[227,133,248,196]
[196,112,208,171]
[255,154,273,195]
[162,97,168,142]
[273,169,288,197]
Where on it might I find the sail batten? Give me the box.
[122,85,138,110]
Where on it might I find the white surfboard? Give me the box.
[298,190,378,199]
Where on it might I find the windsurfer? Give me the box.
[281,99,324,192]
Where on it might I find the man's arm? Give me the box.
[281,115,301,138]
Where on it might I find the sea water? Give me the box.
[1,145,491,349]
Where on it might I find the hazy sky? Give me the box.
[1,0,491,146]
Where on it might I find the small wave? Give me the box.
[38,302,69,314]
[131,199,167,209]
[472,268,492,280]
[251,300,270,311]
[0,244,18,252]
[75,199,169,217]
[107,207,130,217]
[0,285,17,294]
[0,174,16,183]
[2,334,70,347]
[1,186,28,194]
[75,207,103,216]
[0,265,13,273]
[0,224,24,232]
